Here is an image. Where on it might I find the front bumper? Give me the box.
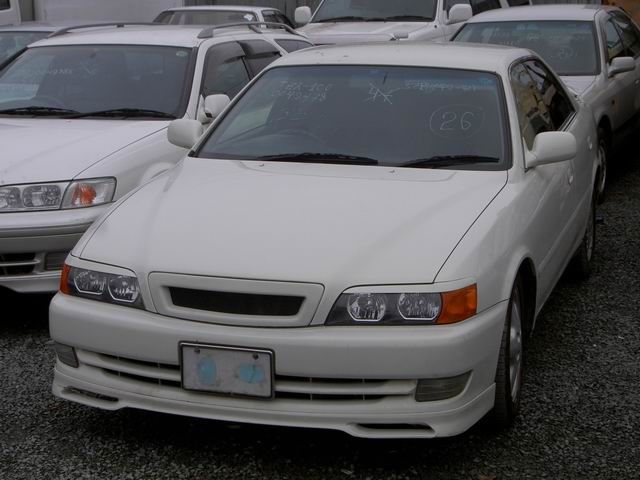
[50,294,508,439]
[0,206,109,293]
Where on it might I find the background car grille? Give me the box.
[0,251,69,276]
[77,350,417,402]
[0,253,38,276]
[169,287,305,317]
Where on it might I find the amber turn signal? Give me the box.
[437,284,477,324]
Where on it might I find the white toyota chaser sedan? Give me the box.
[50,43,599,439]
[0,23,300,293]
[454,4,640,198]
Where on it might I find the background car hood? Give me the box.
[299,22,433,44]
[0,119,169,185]
[82,158,507,287]
[561,76,597,97]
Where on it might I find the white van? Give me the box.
[0,0,21,25]
[296,0,531,45]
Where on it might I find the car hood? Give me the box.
[561,75,597,97]
[299,21,434,44]
[81,158,507,287]
[0,119,169,185]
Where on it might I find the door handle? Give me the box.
[568,169,574,186]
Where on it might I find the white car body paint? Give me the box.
[50,43,598,438]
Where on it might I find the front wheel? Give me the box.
[489,278,524,429]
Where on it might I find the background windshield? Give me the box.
[0,31,50,63]
[154,10,257,25]
[199,65,508,170]
[455,21,598,76]
[313,0,437,22]
[0,44,194,116]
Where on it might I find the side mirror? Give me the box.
[526,131,577,169]
[609,56,635,77]
[295,6,312,26]
[204,94,230,121]
[447,4,472,25]
[167,119,204,150]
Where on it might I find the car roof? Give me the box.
[273,42,530,73]
[0,22,63,33]
[163,6,276,14]
[28,24,300,48]
[466,4,614,23]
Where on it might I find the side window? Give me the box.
[263,10,294,28]
[274,12,294,28]
[612,12,640,57]
[469,0,501,15]
[201,42,251,99]
[238,40,282,76]
[524,60,575,130]
[510,63,553,150]
[275,39,313,53]
[0,0,10,10]
[604,19,626,61]
[507,0,529,5]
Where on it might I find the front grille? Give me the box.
[78,351,417,403]
[169,287,304,317]
[0,253,38,276]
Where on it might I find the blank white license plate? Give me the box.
[180,343,273,398]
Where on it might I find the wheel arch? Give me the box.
[515,257,537,338]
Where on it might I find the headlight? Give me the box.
[0,182,67,212]
[60,264,144,309]
[0,178,115,213]
[325,285,477,326]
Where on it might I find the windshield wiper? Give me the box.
[0,106,80,116]
[401,155,500,169]
[315,16,366,23]
[255,153,379,165]
[381,15,434,21]
[65,108,176,119]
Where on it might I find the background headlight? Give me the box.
[326,285,476,326]
[61,264,144,309]
[62,178,116,209]
[0,182,67,212]
[0,178,115,213]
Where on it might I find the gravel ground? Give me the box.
[1,144,639,480]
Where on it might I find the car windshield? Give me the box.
[455,21,599,76]
[0,44,194,117]
[0,31,51,63]
[198,65,509,170]
[312,0,437,22]
[154,10,257,25]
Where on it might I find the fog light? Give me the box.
[54,343,78,368]
[45,252,69,271]
[415,372,471,402]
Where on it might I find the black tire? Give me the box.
[596,128,609,204]
[569,191,596,279]
[489,278,524,429]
